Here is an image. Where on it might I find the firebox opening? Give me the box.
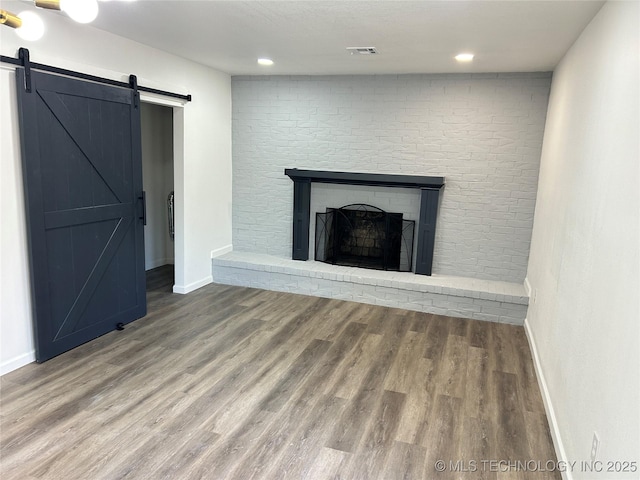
[315,204,415,272]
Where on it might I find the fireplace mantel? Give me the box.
[285,169,445,276]
[284,169,444,189]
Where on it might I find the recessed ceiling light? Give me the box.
[455,53,474,62]
[257,58,274,66]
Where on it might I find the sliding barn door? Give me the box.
[16,69,146,362]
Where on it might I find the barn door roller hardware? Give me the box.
[129,74,139,108]
[0,47,192,101]
[19,47,31,92]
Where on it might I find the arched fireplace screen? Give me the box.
[315,204,415,272]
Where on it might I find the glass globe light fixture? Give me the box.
[16,11,45,41]
[60,0,98,23]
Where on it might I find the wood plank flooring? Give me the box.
[0,268,559,479]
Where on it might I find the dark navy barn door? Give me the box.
[16,69,146,362]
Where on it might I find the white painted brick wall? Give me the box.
[232,73,551,283]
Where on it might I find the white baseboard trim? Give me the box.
[145,258,175,271]
[1,350,36,376]
[173,275,213,295]
[211,245,233,259]
[524,318,571,480]
[524,277,532,298]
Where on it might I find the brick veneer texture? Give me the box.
[232,73,551,283]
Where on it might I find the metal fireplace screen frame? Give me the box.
[315,204,415,272]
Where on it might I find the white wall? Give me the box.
[525,2,639,477]
[0,1,232,374]
[141,103,174,271]
[232,73,551,283]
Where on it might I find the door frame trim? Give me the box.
[140,93,186,294]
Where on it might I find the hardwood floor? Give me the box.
[146,264,175,295]
[0,277,560,480]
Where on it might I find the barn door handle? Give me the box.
[139,191,147,225]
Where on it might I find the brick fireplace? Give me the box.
[213,166,528,324]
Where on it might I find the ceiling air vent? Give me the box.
[346,47,378,55]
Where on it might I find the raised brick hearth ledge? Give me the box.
[212,252,528,325]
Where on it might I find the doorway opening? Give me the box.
[141,103,175,293]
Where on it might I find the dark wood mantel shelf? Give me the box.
[284,169,445,189]
[284,168,445,276]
